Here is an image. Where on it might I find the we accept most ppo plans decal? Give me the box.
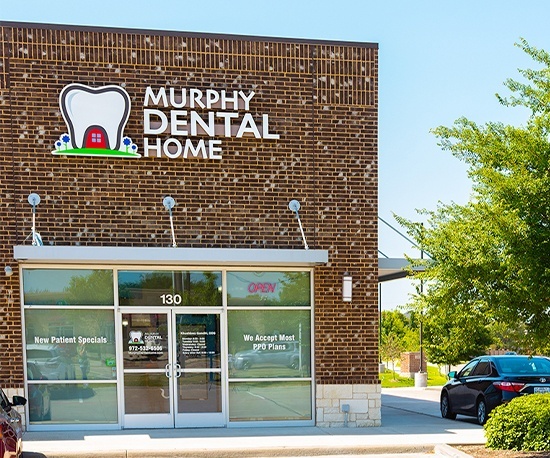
[53,84,280,160]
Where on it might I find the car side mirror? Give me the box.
[11,396,27,407]
[447,371,457,380]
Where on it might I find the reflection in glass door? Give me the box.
[174,313,223,427]
[120,311,223,428]
[121,312,172,428]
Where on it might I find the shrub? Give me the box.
[485,393,550,451]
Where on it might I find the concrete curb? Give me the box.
[23,444,437,458]
[435,444,474,458]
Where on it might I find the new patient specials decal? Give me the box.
[52,84,280,160]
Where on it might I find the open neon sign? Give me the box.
[248,282,277,294]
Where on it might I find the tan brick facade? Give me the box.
[0,22,378,424]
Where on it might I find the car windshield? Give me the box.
[497,357,550,374]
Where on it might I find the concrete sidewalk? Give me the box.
[21,387,485,458]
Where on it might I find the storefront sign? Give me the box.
[247,282,277,293]
[34,335,108,344]
[181,330,217,358]
[53,84,138,158]
[52,83,279,161]
[242,333,296,350]
[127,330,164,355]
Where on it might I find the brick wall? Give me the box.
[400,352,428,378]
[0,22,378,388]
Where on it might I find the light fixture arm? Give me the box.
[163,196,177,248]
[288,200,309,250]
[27,193,43,246]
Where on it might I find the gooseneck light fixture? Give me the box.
[288,199,309,250]
[27,193,43,246]
[163,196,177,248]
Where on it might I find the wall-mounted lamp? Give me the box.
[4,266,13,277]
[342,275,352,302]
[162,196,177,248]
[27,193,43,246]
[288,199,309,250]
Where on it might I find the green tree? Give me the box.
[380,310,419,370]
[398,39,550,357]
[488,321,528,354]
[422,301,492,366]
[379,333,403,379]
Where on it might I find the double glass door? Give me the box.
[121,310,223,428]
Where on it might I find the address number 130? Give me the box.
[160,294,182,305]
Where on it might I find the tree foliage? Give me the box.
[380,310,419,368]
[397,39,550,359]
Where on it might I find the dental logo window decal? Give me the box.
[53,83,139,158]
[128,331,144,344]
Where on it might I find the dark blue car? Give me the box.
[440,355,550,424]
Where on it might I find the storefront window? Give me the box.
[229,381,311,421]
[227,271,310,306]
[118,270,222,306]
[27,383,118,424]
[25,309,116,381]
[23,269,114,305]
[228,310,311,378]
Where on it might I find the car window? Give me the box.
[472,360,492,376]
[498,357,550,374]
[532,358,550,373]
[459,359,478,377]
[27,349,52,359]
[27,363,40,380]
[0,389,10,412]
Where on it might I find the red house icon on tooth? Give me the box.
[84,126,109,149]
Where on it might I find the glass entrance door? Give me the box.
[121,311,223,428]
[174,313,223,427]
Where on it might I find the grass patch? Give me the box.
[380,365,447,388]
[52,148,141,158]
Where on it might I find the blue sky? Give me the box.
[2,0,548,309]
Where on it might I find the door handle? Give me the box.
[165,363,171,378]
[175,363,182,378]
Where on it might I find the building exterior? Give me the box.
[0,21,379,430]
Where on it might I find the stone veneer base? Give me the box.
[316,383,381,427]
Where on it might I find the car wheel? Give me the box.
[476,398,488,425]
[440,392,456,420]
[242,360,251,370]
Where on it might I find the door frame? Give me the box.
[118,307,225,429]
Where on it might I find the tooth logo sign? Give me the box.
[128,331,144,345]
[53,83,140,158]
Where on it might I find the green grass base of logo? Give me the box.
[52,148,141,158]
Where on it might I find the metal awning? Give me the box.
[13,245,328,267]
[378,258,420,282]
[13,246,420,280]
